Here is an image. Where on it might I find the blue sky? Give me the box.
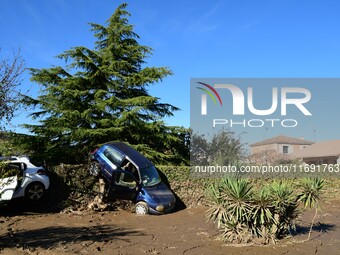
[1,0,340,145]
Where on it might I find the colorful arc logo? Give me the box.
[196,82,222,115]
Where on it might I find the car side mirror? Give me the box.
[21,163,27,171]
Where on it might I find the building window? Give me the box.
[282,145,289,154]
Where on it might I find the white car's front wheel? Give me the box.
[25,182,45,201]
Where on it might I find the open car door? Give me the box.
[107,170,139,201]
[0,162,24,201]
[0,176,18,201]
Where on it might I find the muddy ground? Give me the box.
[0,198,340,255]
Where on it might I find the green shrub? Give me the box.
[206,177,325,244]
[296,178,325,241]
[157,166,212,207]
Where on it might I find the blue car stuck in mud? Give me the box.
[89,142,176,215]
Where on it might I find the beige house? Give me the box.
[250,135,314,164]
[294,140,340,165]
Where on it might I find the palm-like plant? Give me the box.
[206,177,325,244]
[251,187,275,241]
[220,219,252,243]
[297,178,324,241]
[297,178,324,208]
[269,180,299,238]
[219,177,253,223]
[206,176,253,242]
[206,183,228,228]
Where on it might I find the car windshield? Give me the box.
[139,165,161,187]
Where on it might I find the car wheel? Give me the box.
[135,201,149,215]
[89,162,100,176]
[25,182,45,201]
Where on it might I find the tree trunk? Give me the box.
[88,177,107,211]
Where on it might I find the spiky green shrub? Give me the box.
[296,178,324,241]
[206,177,324,244]
[251,187,275,241]
[297,178,324,209]
[268,180,299,239]
[206,177,254,243]
[206,183,228,229]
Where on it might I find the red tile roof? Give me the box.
[250,135,314,147]
[295,140,340,158]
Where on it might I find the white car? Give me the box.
[0,156,50,202]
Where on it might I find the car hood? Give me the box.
[142,182,175,204]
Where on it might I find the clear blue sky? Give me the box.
[1,0,340,145]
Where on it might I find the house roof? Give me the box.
[250,135,314,147]
[294,140,340,158]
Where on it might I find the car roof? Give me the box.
[0,156,30,162]
[0,156,18,161]
[105,142,153,169]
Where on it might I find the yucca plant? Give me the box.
[297,178,324,208]
[220,220,252,243]
[206,177,325,244]
[206,183,228,228]
[219,177,253,223]
[251,187,275,242]
[268,180,299,239]
[297,178,324,241]
[206,176,254,242]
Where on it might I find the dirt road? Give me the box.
[1,199,340,255]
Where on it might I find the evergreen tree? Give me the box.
[23,3,187,164]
